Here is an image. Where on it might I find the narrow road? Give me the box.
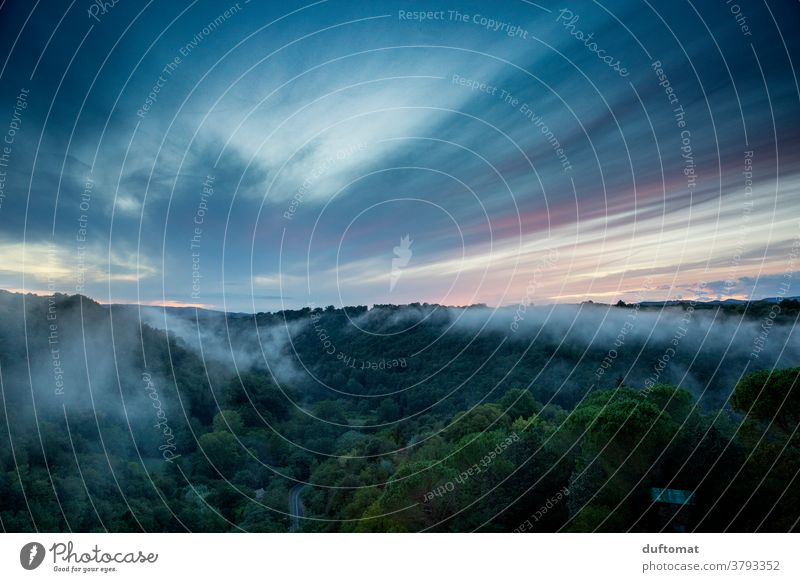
[289,484,306,532]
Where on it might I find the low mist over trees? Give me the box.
[0,290,798,531]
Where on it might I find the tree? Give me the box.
[377,398,400,422]
[224,373,289,421]
[499,388,539,420]
[732,368,800,435]
[213,410,244,433]
[197,431,241,473]
[445,404,506,442]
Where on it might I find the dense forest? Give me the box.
[0,289,798,532]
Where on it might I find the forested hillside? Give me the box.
[0,290,798,531]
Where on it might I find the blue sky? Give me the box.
[1,0,799,312]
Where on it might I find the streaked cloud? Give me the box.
[0,0,797,310]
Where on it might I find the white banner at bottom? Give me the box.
[0,533,796,581]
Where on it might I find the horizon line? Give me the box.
[1,287,794,316]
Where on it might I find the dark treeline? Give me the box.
[0,290,798,532]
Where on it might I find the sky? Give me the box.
[0,0,799,312]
